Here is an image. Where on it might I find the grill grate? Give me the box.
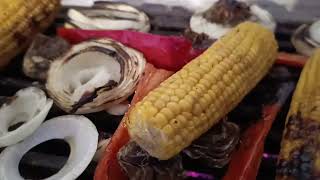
[0,2,316,180]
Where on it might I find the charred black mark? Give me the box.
[64,45,118,63]
[277,113,320,179]
[86,13,140,22]
[13,33,28,45]
[183,121,240,168]
[70,80,119,113]
[203,0,251,25]
[117,141,184,180]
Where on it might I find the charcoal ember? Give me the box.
[118,141,184,180]
[183,120,240,168]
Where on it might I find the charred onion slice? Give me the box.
[118,141,184,180]
[65,3,150,32]
[189,0,276,40]
[183,120,240,168]
[292,20,320,57]
[0,87,53,148]
[46,39,146,114]
[23,34,70,81]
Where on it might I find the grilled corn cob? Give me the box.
[0,0,60,69]
[277,49,320,180]
[127,22,278,160]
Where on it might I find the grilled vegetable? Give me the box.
[46,38,146,114]
[65,3,150,32]
[224,80,295,180]
[0,87,52,148]
[292,20,320,56]
[94,63,174,180]
[189,0,276,41]
[23,34,70,81]
[127,22,278,160]
[277,49,320,180]
[57,28,203,71]
[118,141,184,180]
[183,120,240,168]
[0,0,60,69]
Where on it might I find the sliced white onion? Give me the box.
[0,115,98,180]
[190,2,276,40]
[0,87,53,148]
[309,20,320,44]
[46,38,146,114]
[106,103,129,116]
[93,138,111,161]
[292,21,320,57]
[65,3,150,32]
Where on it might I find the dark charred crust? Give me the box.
[183,121,240,168]
[70,80,119,113]
[13,33,28,45]
[70,91,98,114]
[277,114,320,179]
[117,141,184,180]
[25,35,70,80]
[203,0,251,26]
[184,27,216,48]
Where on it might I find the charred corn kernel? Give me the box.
[127,22,278,160]
[0,0,60,68]
[277,49,320,180]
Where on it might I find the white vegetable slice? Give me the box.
[65,3,150,32]
[309,20,320,45]
[190,0,276,40]
[292,20,320,57]
[46,38,146,114]
[0,87,53,148]
[0,115,98,180]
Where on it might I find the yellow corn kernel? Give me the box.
[128,22,278,160]
[277,49,320,180]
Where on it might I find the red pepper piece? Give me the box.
[223,82,295,180]
[276,52,307,68]
[57,28,203,71]
[223,104,281,180]
[94,63,174,180]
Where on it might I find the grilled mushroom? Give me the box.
[23,34,71,81]
[188,0,276,41]
[292,20,320,56]
[0,87,53,148]
[65,3,150,32]
[46,38,146,114]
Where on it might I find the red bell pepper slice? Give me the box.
[58,28,307,71]
[57,28,203,71]
[276,52,307,68]
[223,82,295,180]
[94,63,174,180]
